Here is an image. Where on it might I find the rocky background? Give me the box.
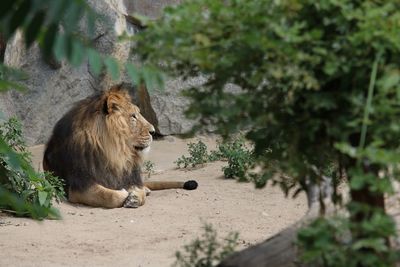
[0,0,203,145]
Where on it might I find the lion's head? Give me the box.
[103,86,155,151]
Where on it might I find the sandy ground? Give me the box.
[0,136,308,267]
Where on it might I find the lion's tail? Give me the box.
[144,180,198,191]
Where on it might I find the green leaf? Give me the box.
[194,33,211,46]
[253,171,273,188]
[42,23,58,58]
[334,142,357,158]
[0,80,26,92]
[53,34,67,61]
[104,57,120,80]
[142,66,158,91]
[352,238,387,252]
[154,72,165,90]
[63,2,84,32]
[88,49,103,76]
[47,0,70,23]
[126,63,140,85]
[38,191,48,206]
[349,173,366,190]
[0,138,23,172]
[86,10,97,38]
[24,11,45,47]
[323,61,339,76]
[381,71,400,90]
[69,40,86,66]
[47,206,61,219]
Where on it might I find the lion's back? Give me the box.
[44,104,93,193]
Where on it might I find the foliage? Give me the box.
[136,0,400,264]
[175,138,255,182]
[136,0,400,190]
[212,138,254,182]
[0,64,27,92]
[298,213,399,267]
[142,160,155,179]
[0,118,64,219]
[173,223,239,267]
[0,0,164,91]
[0,186,59,219]
[175,140,209,168]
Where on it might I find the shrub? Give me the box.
[173,224,239,267]
[0,118,65,218]
[175,138,256,182]
[213,138,254,182]
[297,213,400,267]
[175,140,209,168]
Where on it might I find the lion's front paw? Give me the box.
[123,193,140,208]
[144,186,151,196]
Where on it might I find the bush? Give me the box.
[0,118,65,218]
[298,213,400,267]
[175,140,209,168]
[176,138,256,182]
[173,224,239,267]
[213,138,254,182]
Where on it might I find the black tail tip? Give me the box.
[183,180,198,190]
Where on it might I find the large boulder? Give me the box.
[0,30,97,145]
[123,0,181,19]
[0,0,199,145]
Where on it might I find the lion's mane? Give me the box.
[43,87,145,195]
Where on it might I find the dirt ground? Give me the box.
[0,136,308,267]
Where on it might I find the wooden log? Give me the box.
[218,177,335,267]
[217,222,301,267]
[217,207,329,267]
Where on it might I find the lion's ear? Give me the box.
[104,94,121,114]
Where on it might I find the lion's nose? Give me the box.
[149,125,156,135]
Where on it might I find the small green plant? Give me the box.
[143,160,155,179]
[212,138,254,182]
[0,118,65,218]
[175,140,209,168]
[173,223,239,267]
[176,138,256,182]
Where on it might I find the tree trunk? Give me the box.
[217,213,322,267]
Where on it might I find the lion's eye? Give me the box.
[131,114,137,120]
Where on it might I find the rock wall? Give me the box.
[123,0,181,19]
[0,0,199,145]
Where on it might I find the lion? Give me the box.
[43,84,197,208]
